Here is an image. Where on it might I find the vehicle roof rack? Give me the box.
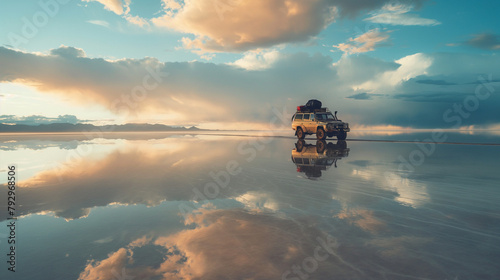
[296,107,331,113]
[314,108,327,112]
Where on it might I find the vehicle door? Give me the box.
[303,113,313,133]
[294,113,304,130]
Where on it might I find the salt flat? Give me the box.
[0,132,499,279]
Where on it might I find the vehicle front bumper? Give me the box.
[326,126,350,133]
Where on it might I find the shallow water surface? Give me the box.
[0,132,499,279]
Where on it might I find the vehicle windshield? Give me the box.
[315,113,335,121]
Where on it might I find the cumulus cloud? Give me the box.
[464,33,500,50]
[227,49,282,70]
[50,45,87,57]
[357,52,433,92]
[81,0,428,51]
[333,28,391,54]
[152,0,337,53]
[365,3,440,26]
[334,53,399,84]
[151,0,426,53]
[79,248,132,280]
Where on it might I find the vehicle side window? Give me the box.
[304,114,310,120]
[311,114,315,120]
[295,114,303,120]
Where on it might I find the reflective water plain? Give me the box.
[0,132,499,280]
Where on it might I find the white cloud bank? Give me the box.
[1,45,499,128]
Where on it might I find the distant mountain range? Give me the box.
[0,123,202,133]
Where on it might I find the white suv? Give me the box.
[292,109,350,140]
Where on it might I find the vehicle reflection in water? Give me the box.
[291,140,349,179]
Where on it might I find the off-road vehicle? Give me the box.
[292,99,350,140]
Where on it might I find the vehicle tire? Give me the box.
[316,140,326,153]
[296,127,305,139]
[337,131,347,140]
[296,139,305,152]
[336,140,347,149]
[316,128,326,140]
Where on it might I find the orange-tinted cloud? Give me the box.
[79,248,131,280]
[333,28,391,54]
[3,45,500,128]
[153,0,336,53]
[6,137,240,221]
[0,46,335,124]
[152,0,427,53]
[336,208,385,233]
[80,208,350,280]
[78,206,450,280]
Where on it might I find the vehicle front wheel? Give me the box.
[316,128,326,140]
[337,131,347,140]
[336,140,347,149]
[296,127,305,139]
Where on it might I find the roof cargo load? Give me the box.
[306,99,322,110]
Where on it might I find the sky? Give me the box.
[0,0,499,129]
